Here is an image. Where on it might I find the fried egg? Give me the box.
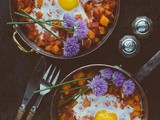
[72,94,141,120]
[30,0,88,39]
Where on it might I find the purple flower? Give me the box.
[112,71,125,87]
[73,19,88,41]
[122,79,135,95]
[63,37,80,57]
[99,68,113,80]
[87,75,108,96]
[63,13,75,28]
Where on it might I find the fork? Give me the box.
[26,65,61,120]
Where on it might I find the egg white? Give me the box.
[72,94,140,120]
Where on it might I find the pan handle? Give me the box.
[135,50,160,82]
[13,31,34,53]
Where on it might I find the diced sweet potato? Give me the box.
[89,22,99,28]
[132,111,141,117]
[105,10,114,19]
[61,84,71,95]
[134,95,140,102]
[78,80,87,86]
[45,45,53,52]
[75,14,82,19]
[52,45,60,53]
[37,0,43,8]
[86,4,93,11]
[92,37,100,43]
[36,11,43,19]
[104,4,110,10]
[100,15,110,27]
[24,6,32,13]
[134,104,141,111]
[73,72,85,79]
[128,99,134,107]
[88,30,95,39]
[37,40,45,46]
[98,6,105,13]
[60,114,69,120]
[82,98,91,108]
[99,27,107,34]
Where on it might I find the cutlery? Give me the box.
[26,65,61,120]
[15,56,46,120]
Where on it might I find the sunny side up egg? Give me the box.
[30,0,88,39]
[72,94,139,120]
[58,0,79,11]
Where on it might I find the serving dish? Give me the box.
[9,0,120,59]
[51,64,148,120]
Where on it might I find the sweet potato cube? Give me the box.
[134,104,141,111]
[134,95,140,102]
[92,37,100,43]
[24,6,32,13]
[99,27,107,34]
[104,4,110,10]
[82,98,91,108]
[128,99,134,107]
[37,40,45,46]
[37,0,43,8]
[61,84,71,95]
[100,15,110,27]
[45,45,53,52]
[78,80,87,86]
[86,4,93,11]
[60,114,69,120]
[36,11,43,19]
[52,45,60,53]
[88,30,95,39]
[75,14,82,19]
[133,111,141,117]
[73,72,85,79]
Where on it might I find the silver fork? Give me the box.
[26,65,61,120]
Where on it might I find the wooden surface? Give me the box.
[0,0,160,120]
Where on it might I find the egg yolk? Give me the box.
[95,110,118,120]
[58,0,79,11]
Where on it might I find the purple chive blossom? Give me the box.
[63,37,80,57]
[112,71,125,87]
[122,79,135,95]
[73,19,88,41]
[87,75,108,96]
[63,13,75,27]
[99,68,113,80]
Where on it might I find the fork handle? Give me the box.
[15,106,26,120]
[26,106,36,120]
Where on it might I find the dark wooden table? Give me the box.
[1,0,160,120]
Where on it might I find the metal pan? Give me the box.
[9,0,120,59]
[51,50,160,120]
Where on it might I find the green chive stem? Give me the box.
[34,77,92,93]
[60,86,86,93]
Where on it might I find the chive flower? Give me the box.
[63,37,80,57]
[122,79,135,95]
[112,71,125,87]
[87,75,108,96]
[73,19,88,41]
[63,13,75,28]
[99,68,113,80]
